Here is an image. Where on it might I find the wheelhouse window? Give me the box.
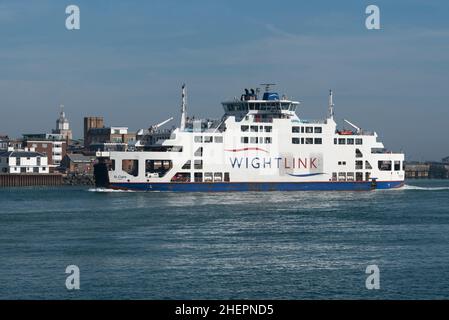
[292,126,300,133]
[241,137,249,144]
[265,137,272,144]
[356,138,363,145]
[338,138,346,145]
[314,127,322,133]
[394,161,401,171]
[292,138,300,144]
[305,127,313,133]
[214,136,223,143]
[314,138,322,144]
[250,126,259,132]
[250,137,258,144]
[241,125,249,132]
[264,126,272,133]
[204,136,213,143]
[194,136,203,143]
[305,138,313,144]
[347,138,354,145]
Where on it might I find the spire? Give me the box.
[180,84,187,131]
[328,90,334,120]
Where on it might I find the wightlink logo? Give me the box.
[229,157,319,170]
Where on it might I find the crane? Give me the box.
[149,117,173,133]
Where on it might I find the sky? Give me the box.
[0,0,448,161]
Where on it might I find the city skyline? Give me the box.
[1,0,449,161]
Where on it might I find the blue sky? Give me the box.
[0,0,448,160]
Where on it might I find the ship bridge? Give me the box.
[221,85,300,122]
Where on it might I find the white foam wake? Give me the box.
[88,188,138,193]
[402,184,449,191]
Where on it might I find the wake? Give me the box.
[88,188,138,193]
[402,184,449,191]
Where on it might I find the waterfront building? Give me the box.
[60,153,96,174]
[84,116,136,151]
[22,134,67,169]
[0,148,49,174]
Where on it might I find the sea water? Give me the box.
[0,180,448,299]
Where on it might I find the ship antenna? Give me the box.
[328,89,334,120]
[180,83,187,131]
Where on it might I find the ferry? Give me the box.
[94,84,405,191]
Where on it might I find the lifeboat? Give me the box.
[338,130,354,135]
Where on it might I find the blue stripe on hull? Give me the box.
[109,181,404,192]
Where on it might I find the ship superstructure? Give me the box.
[94,84,404,191]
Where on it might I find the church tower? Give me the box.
[54,105,73,141]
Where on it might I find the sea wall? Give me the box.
[0,174,63,187]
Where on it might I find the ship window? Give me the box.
[250,126,258,132]
[332,172,337,181]
[355,160,363,169]
[241,125,249,132]
[292,126,300,133]
[347,172,355,181]
[338,138,346,145]
[264,126,272,132]
[204,136,213,143]
[301,138,304,144]
[301,127,305,133]
[171,172,190,183]
[314,138,322,144]
[224,172,230,182]
[365,161,373,169]
[194,147,203,157]
[347,138,354,145]
[241,137,249,144]
[214,173,223,182]
[265,137,272,144]
[356,172,363,181]
[356,138,363,145]
[356,149,363,158]
[306,127,313,133]
[334,138,337,144]
[122,159,139,177]
[110,160,115,171]
[250,137,258,144]
[145,160,172,177]
[182,160,191,170]
[204,172,213,182]
[338,172,346,181]
[194,136,203,143]
[394,161,401,171]
[305,138,313,144]
[214,136,223,143]
[194,172,203,182]
[314,127,322,134]
[194,160,203,169]
[292,138,300,144]
[378,160,392,171]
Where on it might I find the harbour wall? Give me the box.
[0,174,63,187]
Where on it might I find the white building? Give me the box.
[0,148,50,174]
